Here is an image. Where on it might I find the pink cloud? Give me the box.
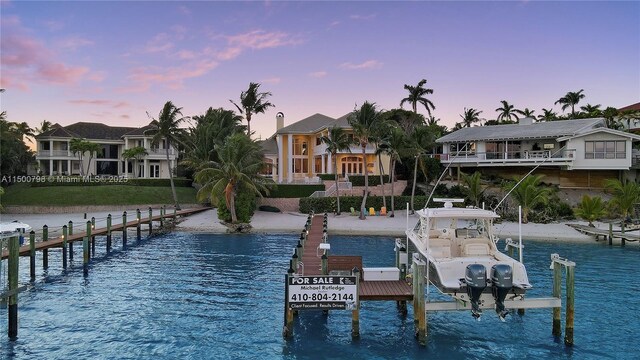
[56,36,94,51]
[69,99,131,108]
[122,59,219,92]
[340,60,383,70]
[309,71,327,78]
[176,50,197,60]
[262,77,281,84]
[0,15,94,89]
[87,71,106,82]
[217,30,301,60]
[144,33,174,53]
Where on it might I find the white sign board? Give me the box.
[287,276,358,310]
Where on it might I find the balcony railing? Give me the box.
[439,149,576,164]
[145,148,177,157]
[37,150,72,157]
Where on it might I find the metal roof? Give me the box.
[276,113,337,134]
[436,118,605,143]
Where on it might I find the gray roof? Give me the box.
[36,122,150,140]
[259,138,278,155]
[436,118,605,143]
[276,113,337,134]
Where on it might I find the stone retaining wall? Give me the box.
[256,198,300,212]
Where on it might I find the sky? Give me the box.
[1,1,639,140]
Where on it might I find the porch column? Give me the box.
[49,159,53,176]
[277,135,283,183]
[67,140,71,157]
[49,140,53,156]
[321,154,326,174]
[67,160,71,176]
[287,135,293,183]
[143,159,149,178]
[504,141,508,159]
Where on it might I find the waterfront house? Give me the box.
[436,117,640,188]
[35,122,178,178]
[259,112,390,183]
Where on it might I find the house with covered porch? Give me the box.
[259,112,390,183]
[436,117,640,188]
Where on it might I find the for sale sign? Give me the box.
[287,276,358,310]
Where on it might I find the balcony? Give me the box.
[144,148,178,159]
[36,150,72,158]
[439,149,576,167]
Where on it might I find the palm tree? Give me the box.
[122,146,149,177]
[69,138,100,176]
[11,122,35,143]
[495,100,520,123]
[602,107,621,129]
[618,110,640,131]
[320,126,352,215]
[348,101,384,220]
[604,179,640,219]
[230,82,275,137]
[516,108,536,119]
[574,195,607,227]
[580,104,602,117]
[555,89,585,118]
[460,108,483,127]
[400,79,435,116]
[409,125,435,213]
[461,171,485,207]
[385,127,407,217]
[35,120,53,134]
[194,133,271,223]
[505,174,552,223]
[146,101,188,210]
[537,108,558,122]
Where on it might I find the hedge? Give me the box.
[347,175,390,186]
[318,174,335,181]
[300,195,430,213]
[30,177,192,187]
[265,184,325,198]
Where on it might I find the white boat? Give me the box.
[0,221,32,239]
[406,198,531,320]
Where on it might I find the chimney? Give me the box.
[519,117,534,126]
[276,112,285,131]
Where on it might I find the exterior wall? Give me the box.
[475,167,619,188]
[568,133,631,170]
[256,198,300,212]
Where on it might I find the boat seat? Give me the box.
[462,243,491,256]
[429,246,452,258]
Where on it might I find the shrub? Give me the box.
[318,174,335,181]
[258,205,281,212]
[347,175,390,186]
[217,189,256,223]
[265,184,325,198]
[299,195,427,213]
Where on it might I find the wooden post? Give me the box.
[68,221,74,261]
[351,267,360,339]
[296,240,303,259]
[284,267,295,338]
[159,207,165,228]
[608,223,613,246]
[321,253,328,275]
[552,261,562,337]
[122,211,127,247]
[414,258,426,345]
[564,265,575,346]
[84,221,91,276]
[173,207,177,222]
[8,236,19,340]
[148,207,153,235]
[91,217,96,257]
[292,251,298,273]
[29,231,36,282]
[42,225,49,269]
[106,214,112,253]
[621,223,626,247]
[136,209,141,241]
[62,225,68,269]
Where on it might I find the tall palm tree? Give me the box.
[516,108,536,119]
[400,79,435,116]
[69,138,100,176]
[461,171,485,207]
[555,89,585,118]
[122,146,149,178]
[537,108,558,122]
[146,101,188,210]
[460,108,483,127]
[194,133,271,223]
[580,104,602,117]
[604,179,640,219]
[495,100,520,123]
[320,126,352,215]
[602,107,621,129]
[11,121,35,143]
[385,127,407,217]
[230,82,275,137]
[409,125,435,213]
[35,120,53,134]
[505,174,552,223]
[348,101,384,220]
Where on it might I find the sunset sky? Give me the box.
[1,1,638,140]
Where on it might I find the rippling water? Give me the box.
[1,233,638,359]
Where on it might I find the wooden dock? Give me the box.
[1,207,209,260]
[567,223,640,245]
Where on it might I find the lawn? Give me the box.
[1,183,199,206]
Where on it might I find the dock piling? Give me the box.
[608,223,613,246]
[413,256,426,345]
[284,268,295,338]
[122,211,127,247]
[91,217,96,257]
[148,207,153,235]
[62,225,68,269]
[621,223,626,247]
[8,236,19,340]
[564,264,575,346]
[106,214,112,253]
[29,231,36,282]
[159,207,165,227]
[351,267,360,339]
[136,209,141,241]
[68,221,74,261]
[42,225,49,269]
[552,261,562,337]
[83,234,89,277]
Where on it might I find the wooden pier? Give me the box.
[567,223,640,246]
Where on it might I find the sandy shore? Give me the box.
[1,207,615,243]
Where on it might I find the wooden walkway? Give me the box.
[298,214,412,301]
[567,223,640,242]
[1,207,209,259]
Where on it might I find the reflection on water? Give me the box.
[0,233,638,359]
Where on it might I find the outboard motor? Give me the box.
[491,264,513,321]
[465,264,487,320]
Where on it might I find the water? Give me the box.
[1,233,639,359]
